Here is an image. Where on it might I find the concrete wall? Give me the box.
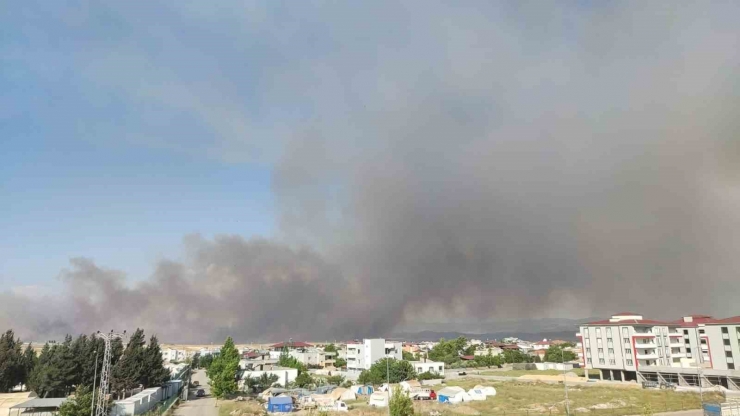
[410,361,445,376]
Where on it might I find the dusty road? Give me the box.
[174,370,217,416]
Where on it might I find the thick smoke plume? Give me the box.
[3,1,740,342]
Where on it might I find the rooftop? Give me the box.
[269,341,313,349]
[12,398,68,409]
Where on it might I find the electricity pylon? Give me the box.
[95,330,126,416]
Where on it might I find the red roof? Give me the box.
[244,351,263,359]
[460,355,475,360]
[269,341,313,349]
[501,344,520,350]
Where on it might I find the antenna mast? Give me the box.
[95,330,126,416]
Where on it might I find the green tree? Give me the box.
[416,371,443,381]
[389,386,414,416]
[112,329,147,398]
[277,351,306,374]
[358,358,416,385]
[208,337,240,399]
[142,336,169,387]
[294,372,313,388]
[401,351,415,361]
[324,344,337,353]
[52,335,80,396]
[334,358,347,369]
[22,344,37,389]
[244,373,279,392]
[325,375,345,386]
[59,385,95,416]
[190,353,200,369]
[0,329,25,392]
[543,345,576,363]
[427,337,470,365]
[199,354,213,370]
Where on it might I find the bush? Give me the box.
[389,386,414,416]
[417,371,444,381]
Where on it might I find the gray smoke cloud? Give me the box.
[3,1,740,342]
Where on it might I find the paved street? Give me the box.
[174,370,217,416]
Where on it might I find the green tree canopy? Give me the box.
[0,330,25,392]
[208,337,240,399]
[334,358,347,369]
[142,335,170,387]
[112,329,147,397]
[389,386,414,416]
[293,372,313,388]
[543,345,576,363]
[427,337,470,365]
[59,385,95,416]
[323,344,337,353]
[401,351,415,361]
[358,358,416,385]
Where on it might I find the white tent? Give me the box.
[329,388,356,402]
[369,392,389,408]
[473,385,497,396]
[467,389,487,401]
[399,380,421,392]
[437,387,470,404]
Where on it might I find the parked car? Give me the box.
[196,389,206,397]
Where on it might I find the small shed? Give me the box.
[9,398,67,416]
[267,396,293,413]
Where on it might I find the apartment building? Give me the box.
[578,313,740,390]
[346,338,403,379]
[161,348,186,362]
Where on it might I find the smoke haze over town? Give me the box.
[2,1,740,343]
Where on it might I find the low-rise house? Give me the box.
[289,348,335,368]
[268,341,313,360]
[409,360,445,376]
[530,349,547,361]
[239,366,298,389]
[161,348,187,363]
[474,347,503,357]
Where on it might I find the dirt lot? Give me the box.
[480,369,586,378]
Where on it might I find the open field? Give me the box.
[442,378,723,416]
[479,369,587,378]
[216,377,722,416]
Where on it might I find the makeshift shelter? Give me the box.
[473,385,496,396]
[329,388,356,402]
[8,398,67,416]
[399,380,421,392]
[368,392,389,408]
[437,387,470,403]
[315,385,337,395]
[466,389,486,401]
[1,393,37,416]
[267,396,293,413]
[351,385,374,395]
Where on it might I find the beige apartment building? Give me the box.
[577,312,740,390]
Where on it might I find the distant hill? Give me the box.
[389,317,597,342]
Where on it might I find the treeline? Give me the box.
[0,328,170,398]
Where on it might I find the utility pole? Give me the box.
[95,330,126,416]
[90,350,98,416]
[562,348,570,416]
[386,354,391,416]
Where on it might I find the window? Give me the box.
[607,328,613,337]
[608,348,614,355]
[729,363,735,370]
[686,347,692,353]
[626,359,633,366]
[596,328,602,337]
[599,358,605,365]
[726,351,733,358]
[597,339,603,347]
[587,358,592,364]
[657,338,662,346]
[624,338,630,345]
[586,348,591,354]
[684,330,689,335]
[609,359,616,365]
[625,349,632,356]
[699,329,705,334]
[687,353,693,358]
[725,339,731,346]
[585,339,590,347]
[701,339,707,345]
[622,328,628,336]
[439,366,443,371]
[722,327,729,334]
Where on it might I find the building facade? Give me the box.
[346,339,403,378]
[578,313,740,390]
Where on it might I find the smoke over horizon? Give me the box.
[2,1,740,342]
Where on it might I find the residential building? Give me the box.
[267,341,313,360]
[579,312,740,390]
[289,348,336,368]
[239,366,298,389]
[345,339,403,379]
[161,348,186,363]
[409,360,445,376]
[474,346,503,357]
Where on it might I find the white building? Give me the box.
[238,367,298,389]
[289,348,336,368]
[579,312,740,390]
[161,348,186,363]
[346,339,403,379]
[409,360,445,376]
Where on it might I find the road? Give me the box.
[174,370,217,416]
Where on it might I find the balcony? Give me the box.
[636,353,659,360]
[634,332,656,337]
[723,333,730,339]
[635,342,657,348]
[669,342,683,348]
[670,352,686,358]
